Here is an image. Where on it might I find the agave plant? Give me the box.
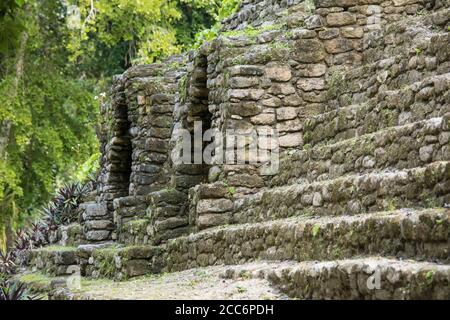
[12,229,33,265]
[44,182,92,225]
[41,204,60,230]
[28,221,50,248]
[13,229,31,252]
[0,251,16,275]
[0,279,41,300]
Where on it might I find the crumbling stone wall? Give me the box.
[80,75,131,242]
[221,0,306,31]
[79,0,449,247]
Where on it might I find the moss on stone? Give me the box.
[39,245,77,252]
[222,23,285,38]
[124,219,149,234]
[94,250,117,278]
[19,272,53,289]
[179,74,188,103]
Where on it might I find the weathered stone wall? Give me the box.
[113,56,187,244]
[221,0,305,31]
[78,0,449,246]
[80,75,131,242]
[22,2,450,300]
[27,206,449,282]
[186,0,450,231]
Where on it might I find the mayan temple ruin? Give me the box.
[19,0,450,299]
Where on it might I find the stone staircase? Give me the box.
[19,0,450,299]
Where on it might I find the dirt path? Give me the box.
[55,263,289,300]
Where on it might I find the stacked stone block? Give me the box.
[24,0,450,300]
[113,56,187,244]
[81,75,132,242]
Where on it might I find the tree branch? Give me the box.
[81,0,96,31]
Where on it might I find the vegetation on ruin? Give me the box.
[0,0,240,251]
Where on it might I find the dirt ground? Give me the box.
[64,263,289,300]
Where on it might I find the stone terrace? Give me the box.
[21,0,450,300]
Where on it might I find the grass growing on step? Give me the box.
[39,245,77,252]
[124,219,149,234]
[424,197,441,208]
[311,224,320,237]
[222,23,285,38]
[92,248,119,278]
[304,0,315,14]
[236,285,247,294]
[425,270,435,286]
[19,272,53,289]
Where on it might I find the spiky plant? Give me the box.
[0,251,16,275]
[0,279,41,300]
[44,182,92,226]
[28,222,50,248]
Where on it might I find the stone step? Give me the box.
[304,72,450,148]
[166,208,450,272]
[222,257,450,300]
[77,244,164,281]
[272,116,449,186]
[365,8,450,66]
[117,218,150,245]
[26,246,79,277]
[330,11,450,107]
[26,208,449,280]
[17,257,450,300]
[51,223,85,247]
[78,201,114,241]
[24,243,158,281]
[17,263,290,300]
[235,161,450,223]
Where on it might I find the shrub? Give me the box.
[0,278,40,300]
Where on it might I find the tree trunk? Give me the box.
[0,31,28,159]
[2,30,28,250]
[4,215,14,250]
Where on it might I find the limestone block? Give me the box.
[228,174,265,188]
[279,132,303,147]
[305,15,325,29]
[154,217,189,231]
[85,230,111,241]
[250,113,276,125]
[268,83,296,95]
[319,28,340,40]
[283,94,303,106]
[229,65,265,77]
[197,199,234,214]
[229,89,265,100]
[265,62,292,82]
[341,27,364,39]
[81,203,108,220]
[229,76,260,88]
[148,189,186,206]
[298,64,327,77]
[324,37,356,54]
[293,39,326,63]
[196,183,229,199]
[197,213,232,229]
[326,12,357,27]
[123,259,149,278]
[228,102,262,117]
[84,220,115,230]
[297,78,326,91]
[277,107,298,120]
[261,97,282,107]
[276,119,303,132]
